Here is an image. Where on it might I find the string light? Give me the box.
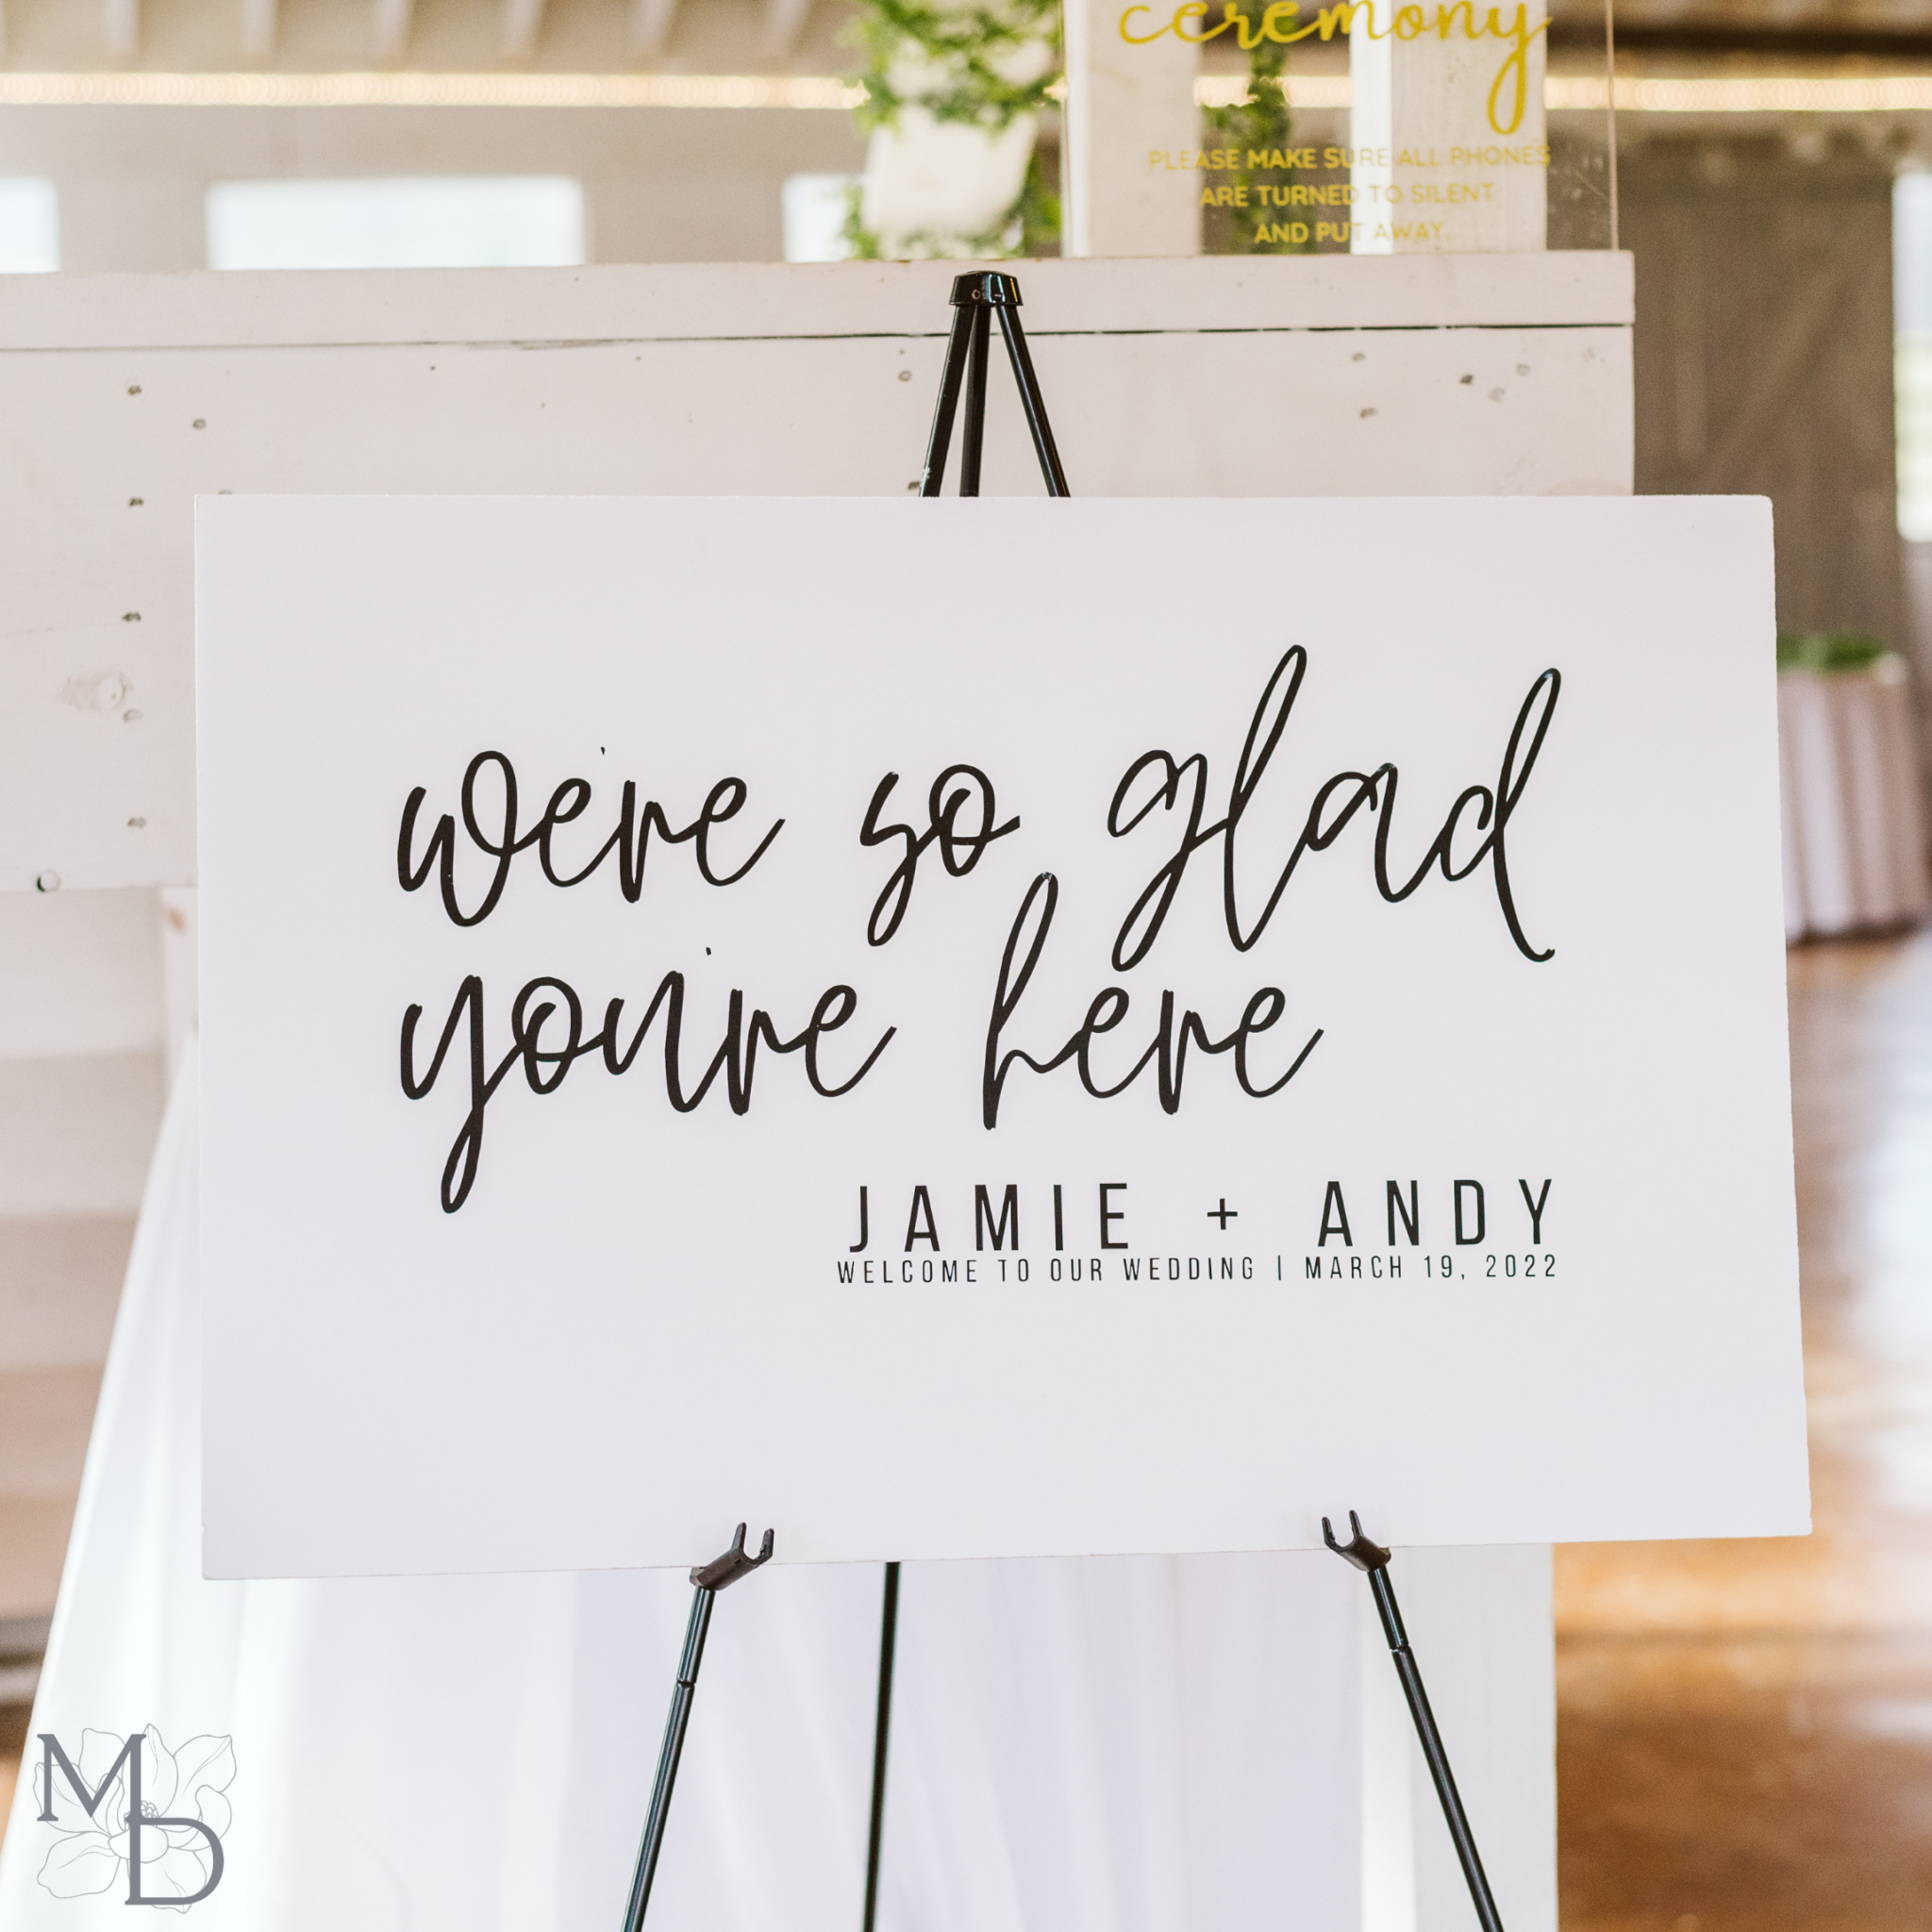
[0,70,865,107]
[0,67,1918,112]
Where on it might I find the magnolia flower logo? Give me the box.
[34,1726,234,1909]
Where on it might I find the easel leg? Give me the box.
[920,303,976,497]
[992,306,1070,497]
[624,1582,714,1932]
[622,1524,774,1932]
[1326,1513,1505,1932]
[860,1561,901,1932]
[959,311,991,498]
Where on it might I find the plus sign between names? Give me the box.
[1208,1199,1238,1230]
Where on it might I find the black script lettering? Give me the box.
[980,875,1322,1128]
[400,972,893,1212]
[397,752,783,927]
[1107,651,1559,968]
[859,764,1020,945]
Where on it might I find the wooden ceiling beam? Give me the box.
[631,0,678,56]
[372,0,410,59]
[502,0,545,60]
[241,0,276,59]
[1554,20,1932,58]
[104,0,137,58]
[758,0,816,58]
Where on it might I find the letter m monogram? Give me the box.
[37,1731,138,1826]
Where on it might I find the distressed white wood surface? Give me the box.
[0,253,1630,893]
[0,251,1628,343]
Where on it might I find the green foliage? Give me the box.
[847,0,1060,137]
[1200,39,1312,256]
[1005,146,1062,257]
[1776,629,1891,675]
[841,181,882,259]
[841,0,1061,258]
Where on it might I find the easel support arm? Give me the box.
[622,1523,774,1932]
[1325,1510,1506,1932]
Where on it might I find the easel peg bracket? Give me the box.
[691,1521,774,1591]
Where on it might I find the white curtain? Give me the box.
[0,1048,1360,1931]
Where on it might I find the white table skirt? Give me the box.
[1780,663,1932,940]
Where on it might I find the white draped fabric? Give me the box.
[0,1051,1364,1931]
[1778,663,1932,940]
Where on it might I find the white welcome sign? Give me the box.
[197,495,1807,1579]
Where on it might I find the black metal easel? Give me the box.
[855,266,1073,1932]
[859,1559,900,1932]
[876,290,1508,1932]
[1325,1510,1507,1932]
[918,270,1070,501]
[622,1522,774,1932]
[616,280,1507,1932]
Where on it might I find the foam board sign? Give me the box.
[196,495,1807,1578]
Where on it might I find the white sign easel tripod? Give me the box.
[616,270,1507,1932]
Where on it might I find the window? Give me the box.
[0,179,59,273]
[206,176,585,271]
[781,173,858,263]
[1895,173,1932,540]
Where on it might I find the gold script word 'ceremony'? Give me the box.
[1119,0,1546,136]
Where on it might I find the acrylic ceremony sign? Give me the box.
[196,495,1806,1580]
[1128,0,1563,255]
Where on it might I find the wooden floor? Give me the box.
[1557,930,1932,1932]
[1,934,1929,1912]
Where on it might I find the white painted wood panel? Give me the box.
[0,254,1631,892]
[0,252,1630,345]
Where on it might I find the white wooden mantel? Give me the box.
[0,252,1629,894]
[0,251,1630,1932]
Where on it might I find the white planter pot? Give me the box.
[861,108,1039,258]
[1778,658,1932,940]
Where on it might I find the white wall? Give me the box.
[0,890,165,1614]
[0,103,866,268]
